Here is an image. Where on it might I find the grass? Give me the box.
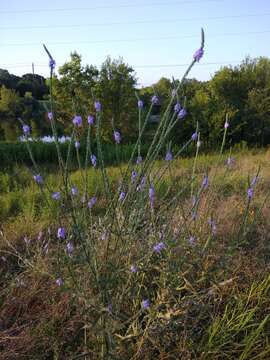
[0,149,270,359]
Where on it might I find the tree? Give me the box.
[0,86,23,140]
[54,52,99,130]
[95,56,138,142]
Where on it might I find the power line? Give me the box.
[0,0,223,15]
[1,13,270,31]
[1,29,270,47]
[0,61,248,70]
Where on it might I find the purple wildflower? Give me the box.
[165,151,173,161]
[33,174,43,185]
[22,124,30,135]
[174,102,181,113]
[57,227,65,239]
[224,120,229,129]
[137,176,146,191]
[52,191,61,200]
[138,100,144,109]
[87,115,94,125]
[142,299,150,309]
[208,219,217,235]
[191,132,198,141]
[193,47,204,62]
[151,95,159,105]
[136,155,143,165]
[72,115,82,127]
[94,101,101,112]
[251,176,259,187]
[91,154,97,168]
[130,264,138,273]
[66,241,74,256]
[119,191,126,201]
[227,156,234,166]
[88,196,97,209]
[188,236,196,246]
[43,243,49,254]
[178,108,187,119]
[75,141,80,149]
[37,231,43,241]
[149,184,155,208]
[131,170,137,183]
[55,278,63,286]
[113,130,121,144]
[202,175,209,189]
[49,58,56,70]
[247,187,253,199]
[153,241,165,253]
[71,186,78,196]
[47,112,53,121]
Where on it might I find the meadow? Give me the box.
[1,33,270,360]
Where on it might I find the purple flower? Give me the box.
[91,154,97,168]
[224,120,229,129]
[227,156,234,166]
[174,102,181,113]
[137,175,146,191]
[130,264,138,273]
[251,176,259,187]
[52,191,61,200]
[119,191,126,201]
[188,236,196,246]
[43,242,49,254]
[165,151,173,161]
[87,115,94,125]
[22,124,30,135]
[49,58,56,70]
[193,47,204,62]
[88,196,97,209]
[208,219,217,235]
[75,141,80,149]
[149,184,155,208]
[47,112,53,121]
[71,186,78,196]
[151,95,159,105]
[142,299,150,309]
[66,241,74,256]
[55,278,63,286]
[33,174,43,185]
[153,241,165,253]
[136,155,143,165]
[138,100,144,109]
[191,132,198,141]
[72,115,82,127]
[37,231,43,241]
[113,130,121,144]
[94,101,101,112]
[57,227,65,239]
[131,170,137,183]
[178,108,187,119]
[202,175,209,189]
[247,187,253,199]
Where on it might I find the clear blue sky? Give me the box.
[1,0,270,86]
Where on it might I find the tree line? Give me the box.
[1,53,270,148]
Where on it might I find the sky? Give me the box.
[0,0,270,86]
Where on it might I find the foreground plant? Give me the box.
[1,28,270,360]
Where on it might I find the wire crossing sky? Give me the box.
[0,0,270,85]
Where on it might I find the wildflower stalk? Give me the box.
[191,128,200,197]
